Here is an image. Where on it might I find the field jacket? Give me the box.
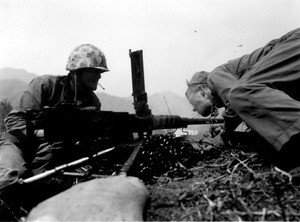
[207,27,300,150]
[3,74,101,146]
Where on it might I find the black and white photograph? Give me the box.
[0,0,300,221]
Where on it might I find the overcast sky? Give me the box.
[0,0,299,97]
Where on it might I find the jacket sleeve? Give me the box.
[4,77,46,143]
[208,44,269,105]
[207,65,242,135]
[208,65,239,105]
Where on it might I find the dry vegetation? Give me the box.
[13,127,300,221]
[89,128,300,221]
[146,145,300,221]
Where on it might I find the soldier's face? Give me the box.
[78,69,102,91]
[186,86,213,117]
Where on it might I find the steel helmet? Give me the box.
[66,44,109,72]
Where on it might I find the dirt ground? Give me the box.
[13,128,300,221]
[144,133,300,221]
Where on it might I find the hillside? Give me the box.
[148,91,194,117]
[0,67,37,83]
[0,68,195,118]
[99,91,194,117]
[97,93,134,112]
[0,79,27,106]
[0,68,37,106]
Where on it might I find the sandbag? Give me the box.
[26,176,149,221]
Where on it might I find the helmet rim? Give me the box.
[66,44,109,71]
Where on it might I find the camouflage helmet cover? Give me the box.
[66,44,109,72]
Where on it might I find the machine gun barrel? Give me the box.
[180,117,224,125]
[149,115,224,130]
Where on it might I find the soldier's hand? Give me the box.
[201,133,225,151]
[209,124,223,137]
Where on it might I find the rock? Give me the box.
[26,176,149,221]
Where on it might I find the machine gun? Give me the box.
[26,50,223,145]
[26,105,223,144]
[17,50,225,222]
[23,50,224,184]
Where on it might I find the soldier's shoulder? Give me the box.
[30,74,66,85]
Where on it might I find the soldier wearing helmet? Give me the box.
[0,44,109,218]
[66,44,109,93]
[66,44,109,104]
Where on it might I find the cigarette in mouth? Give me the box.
[97,83,105,90]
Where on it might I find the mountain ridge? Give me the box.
[0,68,194,117]
[0,67,38,83]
